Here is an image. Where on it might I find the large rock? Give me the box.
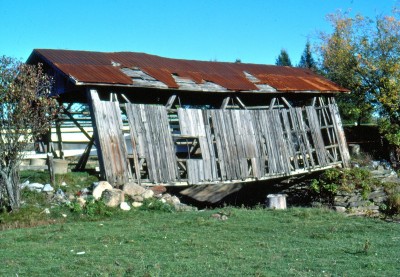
[102,189,125,207]
[76,197,86,208]
[132,195,144,202]
[92,181,113,200]
[174,203,197,212]
[123,182,146,197]
[42,184,54,192]
[334,206,346,213]
[26,183,44,192]
[120,202,131,211]
[132,201,143,208]
[149,185,167,196]
[141,189,154,199]
[162,194,180,205]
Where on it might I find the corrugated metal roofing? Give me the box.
[28,49,349,93]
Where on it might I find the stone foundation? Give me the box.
[334,187,387,216]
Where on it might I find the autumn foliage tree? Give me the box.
[0,56,58,211]
[318,10,400,163]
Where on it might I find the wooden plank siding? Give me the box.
[125,104,180,183]
[88,90,132,186]
[177,109,218,184]
[89,90,350,186]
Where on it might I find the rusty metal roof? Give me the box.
[27,49,349,93]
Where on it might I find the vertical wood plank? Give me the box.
[88,89,132,186]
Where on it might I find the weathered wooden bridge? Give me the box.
[27,49,351,187]
[89,90,349,186]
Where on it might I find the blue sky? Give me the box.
[0,0,397,65]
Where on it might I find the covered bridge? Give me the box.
[27,49,350,187]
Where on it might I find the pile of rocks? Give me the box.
[333,188,387,216]
[333,162,400,216]
[21,180,195,212]
[89,181,194,211]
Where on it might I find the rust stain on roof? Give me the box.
[28,49,349,93]
[56,64,133,84]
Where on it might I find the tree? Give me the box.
[275,49,292,66]
[298,40,317,70]
[0,56,58,211]
[317,10,400,163]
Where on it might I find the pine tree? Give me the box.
[298,41,316,70]
[275,49,292,66]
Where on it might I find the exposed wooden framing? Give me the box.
[329,103,351,167]
[220,96,231,109]
[280,97,292,108]
[318,100,338,160]
[311,97,317,107]
[165,95,177,109]
[55,120,64,159]
[74,137,95,171]
[121,93,131,103]
[305,106,328,166]
[47,153,55,185]
[234,96,247,110]
[130,134,142,185]
[63,109,95,144]
[269,98,277,110]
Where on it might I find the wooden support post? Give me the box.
[220,97,230,109]
[128,115,141,185]
[280,97,292,108]
[234,96,247,109]
[74,137,95,171]
[65,102,73,111]
[46,127,57,158]
[269,98,277,110]
[329,104,351,167]
[87,89,106,180]
[121,94,131,103]
[55,120,64,159]
[63,109,96,144]
[47,153,55,185]
[165,95,177,109]
[311,97,317,107]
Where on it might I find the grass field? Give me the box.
[1,207,399,276]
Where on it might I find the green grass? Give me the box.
[0,208,399,276]
[20,170,99,194]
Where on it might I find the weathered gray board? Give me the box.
[89,91,350,186]
[125,104,179,183]
[89,90,132,186]
[178,109,218,184]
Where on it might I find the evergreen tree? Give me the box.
[298,41,316,70]
[275,49,292,66]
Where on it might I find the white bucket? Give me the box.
[267,194,287,209]
[53,159,69,174]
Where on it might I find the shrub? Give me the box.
[310,167,380,204]
[387,193,400,215]
[139,198,175,213]
[67,197,113,217]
